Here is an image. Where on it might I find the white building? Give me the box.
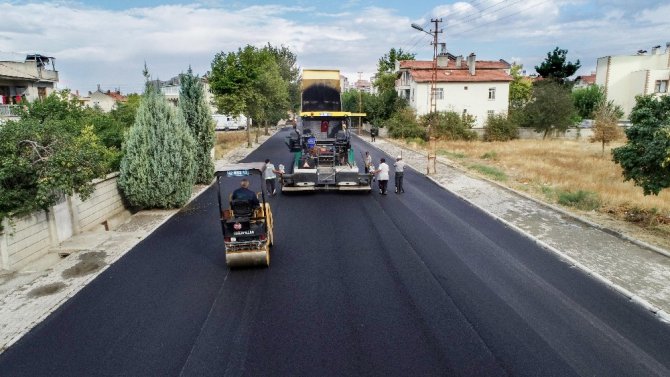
[595,43,670,118]
[84,85,126,112]
[395,53,512,127]
[0,54,58,118]
[158,74,247,129]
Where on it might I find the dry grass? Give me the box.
[404,137,670,246]
[214,130,249,159]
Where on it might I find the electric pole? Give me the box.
[357,71,363,136]
[428,18,442,175]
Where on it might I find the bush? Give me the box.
[1,93,111,223]
[557,190,601,210]
[420,111,477,141]
[483,114,519,141]
[118,89,196,209]
[469,164,507,181]
[385,108,427,140]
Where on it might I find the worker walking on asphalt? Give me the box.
[263,158,280,196]
[394,155,406,193]
[372,158,390,195]
[364,151,372,174]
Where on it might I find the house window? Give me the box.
[464,86,468,90]
[38,87,47,100]
[487,110,495,117]
[655,80,668,93]
[432,88,444,100]
[488,87,496,100]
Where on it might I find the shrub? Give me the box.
[118,89,196,209]
[483,114,519,141]
[469,164,507,181]
[385,108,427,140]
[557,190,601,210]
[420,111,477,141]
[481,151,498,160]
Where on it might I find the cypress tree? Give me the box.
[118,87,196,208]
[179,67,215,184]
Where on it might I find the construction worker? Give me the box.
[394,155,406,193]
[372,158,390,195]
[263,158,280,196]
[364,151,372,174]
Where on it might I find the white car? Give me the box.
[214,114,247,131]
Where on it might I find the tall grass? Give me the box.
[214,131,248,159]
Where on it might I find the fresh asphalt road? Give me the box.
[1,129,670,376]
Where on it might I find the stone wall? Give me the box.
[0,173,126,271]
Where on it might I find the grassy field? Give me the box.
[403,137,670,247]
[214,130,249,159]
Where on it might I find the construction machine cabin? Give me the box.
[282,69,371,192]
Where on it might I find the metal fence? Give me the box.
[0,104,20,117]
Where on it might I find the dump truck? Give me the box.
[282,69,371,192]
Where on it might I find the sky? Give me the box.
[1,0,669,94]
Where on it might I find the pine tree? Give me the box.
[118,88,196,208]
[179,67,215,184]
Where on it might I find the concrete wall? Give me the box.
[409,81,510,127]
[88,91,117,112]
[0,173,125,271]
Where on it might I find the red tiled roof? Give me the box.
[399,59,510,70]
[410,69,512,83]
[576,73,596,84]
[106,91,127,102]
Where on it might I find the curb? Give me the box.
[377,135,670,259]
[423,173,670,325]
[355,134,670,325]
[0,132,278,354]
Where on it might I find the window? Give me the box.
[432,88,444,100]
[655,80,668,93]
[487,110,495,117]
[488,87,496,100]
[464,86,468,90]
[38,87,47,100]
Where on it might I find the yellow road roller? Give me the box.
[215,163,274,267]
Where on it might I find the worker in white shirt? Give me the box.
[394,155,406,193]
[372,158,390,195]
[364,151,372,174]
[263,158,280,196]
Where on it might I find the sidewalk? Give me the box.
[358,133,670,323]
[0,133,274,352]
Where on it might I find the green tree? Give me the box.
[118,86,196,208]
[612,95,670,195]
[210,45,287,147]
[535,47,581,83]
[573,85,605,119]
[484,114,519,141]
[179,67,215,184]
[590,100,624,156]
[0,92,111,223]
[374,48,415,94]
[523,81,577,139]
[509,64,532,112]
[264,43,300,116]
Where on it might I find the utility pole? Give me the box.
[428,18,442,175]
[357,71,363,136]
[412,18,442,174]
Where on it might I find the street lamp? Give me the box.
[411,19,442,175]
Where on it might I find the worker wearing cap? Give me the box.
[394,155,406,194]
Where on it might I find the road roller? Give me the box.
[215,163,274,267]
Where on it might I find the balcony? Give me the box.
[0,104,21,117]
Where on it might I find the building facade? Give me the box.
[396,53,512,128]
[0,54,59,118]
[595,43,670,118]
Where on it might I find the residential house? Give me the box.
[157,74,248,129]
[0,54,59,118]
[595,43,670,118]
[85,85,126,112]
[395,51,512,127]
[573,72,596,89]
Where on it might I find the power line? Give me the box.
[450,0,551,37]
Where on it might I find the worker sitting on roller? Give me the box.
[231,178,260,212]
